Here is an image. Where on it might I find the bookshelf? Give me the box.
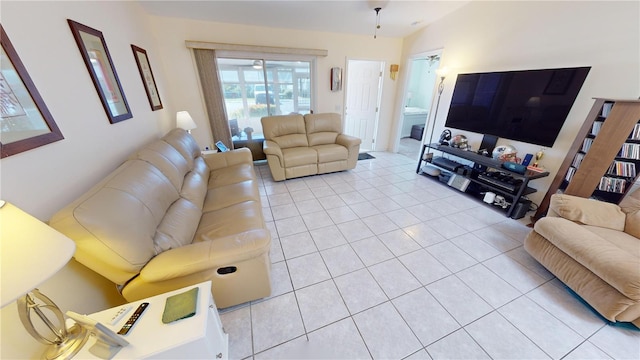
[533,98,640,221]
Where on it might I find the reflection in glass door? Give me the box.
[217,58,311,140]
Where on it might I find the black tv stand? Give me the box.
[416,143,549,219]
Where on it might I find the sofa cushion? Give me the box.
[134,141,189,191]
[550,194,626,231]
[283,147,318,167]
[620,188,640,238]
[305,113,341,146]
[180,167,208,209]
[313,144,348,163]
[196,201,265,240]
[625,210,640,239]
[154,198,201,251]
[50,160,180,284]
[534,217,640,299]
[208,163,255,188]
[162,128,202,169]
[583,225,640,257]
[203,180,260,212]
[262,114,308,149]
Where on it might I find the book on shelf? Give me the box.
[632,123,640,140]
[591,121,603,136]
[565,166,576,182]
[602,102,614,117]
[571,153,585,169]
[598,176,627,193]
[607,160,637,178]
[620,143,640,160]
[582,138,594,152]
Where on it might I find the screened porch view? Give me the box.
[217,58,312,141]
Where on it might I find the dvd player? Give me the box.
[432,157,462,172]
[477,172,522,193]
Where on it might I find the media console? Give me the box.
[416,143,550,219]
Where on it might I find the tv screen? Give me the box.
[444,67,590,147]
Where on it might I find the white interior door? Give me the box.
[344,60,383,152]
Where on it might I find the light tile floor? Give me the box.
[219,152,640,359]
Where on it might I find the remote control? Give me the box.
[117,302,149,335]
[109,305,133,325]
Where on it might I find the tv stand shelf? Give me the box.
[416,143,550,219]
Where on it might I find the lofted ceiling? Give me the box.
[137,0,471,38]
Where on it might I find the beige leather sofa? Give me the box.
[261,113,361,181]
[50,129,271,308]
[524,189,640,326]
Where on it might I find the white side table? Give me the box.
[72,281,228,359]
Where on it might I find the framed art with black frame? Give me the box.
[131,44,163,111]
[0,24,64,158]
[68,19,132,124]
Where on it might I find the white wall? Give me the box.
[144,16,403,151]
[394,1,640,206]
[0,1,174,219]
[0,1,173,357]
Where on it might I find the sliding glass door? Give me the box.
[217,57,312,141]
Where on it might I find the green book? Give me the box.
[162,287,199,324]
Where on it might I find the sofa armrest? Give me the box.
[140,229,270,282]
[263,140,284,166]
[549,194,626,231]
[534,217,640,299]
[336,134,362,148]
[203,147,252,171]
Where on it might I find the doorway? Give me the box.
[344,59,384,152]
[397,51,442,159]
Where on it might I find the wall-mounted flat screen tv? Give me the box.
[444,66,591,147]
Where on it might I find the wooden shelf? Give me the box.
[533,98,640,221]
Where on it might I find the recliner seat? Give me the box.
[50,129,271,308]
[261,112,361,181]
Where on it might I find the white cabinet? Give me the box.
[73,281,228,359]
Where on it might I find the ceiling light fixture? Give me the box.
[373,7,381,39]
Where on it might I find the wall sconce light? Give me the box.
[390,64,399,80]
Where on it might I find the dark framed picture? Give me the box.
[0,24,64,158]
[131,45,163,111]
[68,19,132,123]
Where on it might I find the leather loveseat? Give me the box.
[50,129,271,308]
[524,189,640,326]
[261,113,361,181]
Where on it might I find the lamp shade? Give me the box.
[0,201,75,307]
[176,111,197,131]
[435,67,449,79]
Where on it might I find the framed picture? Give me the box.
[0,24,64,158]
[131,45,163,111]
[68,19,132,124]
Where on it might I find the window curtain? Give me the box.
[193,49,233,149]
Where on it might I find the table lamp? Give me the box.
[176,111,197,133]
[0,200,88,359]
